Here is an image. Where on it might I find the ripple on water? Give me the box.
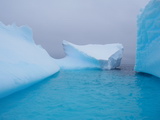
[0,65,160,120]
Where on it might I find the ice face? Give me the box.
[55,40,123,70]
[0,22,60,98]
[135,0,160,77]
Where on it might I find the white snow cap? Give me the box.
[55,40,123,70]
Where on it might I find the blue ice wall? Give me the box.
[135,0,160,77]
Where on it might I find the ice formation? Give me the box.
[0,22,59,98]
[56,40,123,70]
[135,0,160,77]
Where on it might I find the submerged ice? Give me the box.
[56,40,123,70]
[135,0,160,77]
[0,22,59,98]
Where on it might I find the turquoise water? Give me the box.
[0,65,160,120]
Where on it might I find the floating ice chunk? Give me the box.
[135,0,160,77]
[56,40,123,70]
[0,22,60,98]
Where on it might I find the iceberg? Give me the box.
[135,0,160,77]
[56,40,123,70]
[0,22,59,98]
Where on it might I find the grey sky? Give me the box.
[0,0,149,64]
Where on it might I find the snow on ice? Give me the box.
[55,40,123,70]
[0,22,59,98]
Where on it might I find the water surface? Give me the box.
[0,65,160,120]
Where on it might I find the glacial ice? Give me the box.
[0,22,60,98]
[135,0,160,77]
[56,40,123,70]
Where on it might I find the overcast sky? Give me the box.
[0,0,149,64]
